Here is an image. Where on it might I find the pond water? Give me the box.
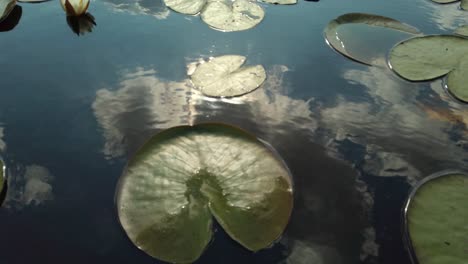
[0,0,467,263]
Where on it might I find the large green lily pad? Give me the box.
[389,35,468,102]
[116,124,293,263]
[0,0,16,22]
[324,13,420,65]
[201,0,264,32]
[190,55,266,97]
[164,0,205,15]
[404,172,468,264]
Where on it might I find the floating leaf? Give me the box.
[190,55,266,97]
[201,0,264,32]
[116,124,293,264]
[404,172,468,264]
[462,0,467,10]
[324,13,420,65]
[0,0,16,22]
[261,0,297,4]
[164,0,206,15]
[431,0,467,10]
[17,0,51,3]
[454,25,468,37]
[389,35,468,102]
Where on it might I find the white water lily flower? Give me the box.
[60,0,90,16]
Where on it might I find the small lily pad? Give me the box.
[0,0,16,22]
[389,35,468,102]
[454,25,468,37]
[116,124,293,263]
[201,0,265,32]
[404,171,468,264]
[324,13,420,65]
[164,0,206,15]
[261,0,297,4]
[190,55,266,97]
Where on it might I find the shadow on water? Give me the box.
[66,13,97,36]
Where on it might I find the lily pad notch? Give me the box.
[389,35,468,103]
[403,171,468,264]
[116,124,293,263]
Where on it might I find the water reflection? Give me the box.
[4,164,54,210]
[322,60,468,183]
[419,0,467,31]
[104,0,169,19]
[66,13,96,35]
[0,5,21,32]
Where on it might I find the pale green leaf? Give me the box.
[0,0,16,22]
[164,0,206,15]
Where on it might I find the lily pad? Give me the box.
[116,124,293,264]
[404,171,468,264]
[201,0,265,32]
[261,0,297,4]
[0,4,20,32]
[389,35,468,102]
[190,55,266,97]
[164,0,206,15]
[324,13,420,65]
[0,0,16,22]
[454,25,468,37]
[17,0,51,3]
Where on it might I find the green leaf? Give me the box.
[190,55,266,97]
[389,35,468,102]
[324,13,420,66]
[405,172,468,264]
[200,0,265,32]
[462,0,467,10]
[164,0,206,15]
[116,124,293,263]
[0,0,16,22]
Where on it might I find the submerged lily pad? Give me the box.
[190,55,266,97]
[261,0,297,4]
[164,0,205,15]
[324,13,420,65]
[0,0,16,22]
[201,0,264,32]
[454,25,468,36]
[389,35,468,102]
[116,124,293,263]
[404,171,468,264]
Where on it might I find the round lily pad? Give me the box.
[324,13,420,65]
[389,35,468,102]
[164,0,206,15]
[116,124,293,263]
[431,0,467,10]
[200,0,265,32]
[190,55,266,97]
[404,171,468,264]
[0,0,16,22]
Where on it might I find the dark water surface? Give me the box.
[0,0,467,263]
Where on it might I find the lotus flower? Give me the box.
[60,0,89,16]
